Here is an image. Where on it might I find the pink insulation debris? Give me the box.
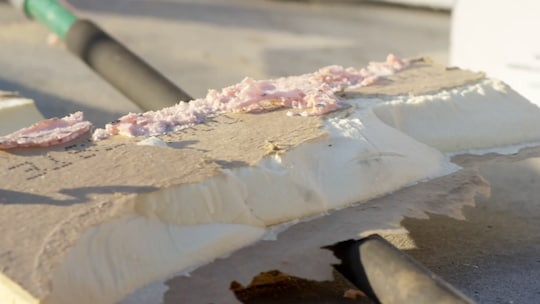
[0,55,408,148]
[93,55,408,140]
[0,112,92,149]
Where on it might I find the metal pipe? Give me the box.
[331,235,474,304]
[65,19,192,110]
[8,0,192,110]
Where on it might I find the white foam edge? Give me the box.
[371,78,540,153]
[44,100,451,304]
[41,77,540,303]
[0,271,39,304]
[45,218,265,304]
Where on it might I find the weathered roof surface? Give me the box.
[0,60,483,300]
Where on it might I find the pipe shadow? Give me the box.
[400,151,540,303]
[0,185,158,206]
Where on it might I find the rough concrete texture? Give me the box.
[1,1,538,303]
[402,151,540,303]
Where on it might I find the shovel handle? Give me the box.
[66,19,193,110]
[332,235,474,304]
[9,0,192,110]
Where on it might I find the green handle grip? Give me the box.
[24,0,77,39]
[9,0,193,110]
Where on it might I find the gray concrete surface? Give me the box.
[0,0,449,126]
[1,1,539,303]
[404,151,540,304]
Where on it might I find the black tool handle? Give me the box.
[66,19,192,111]
[332,235,474,304]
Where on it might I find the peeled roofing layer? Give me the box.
[0,112,91,149]
[42,78,540,304]
[1,59,540,304]
[45,102,450,304]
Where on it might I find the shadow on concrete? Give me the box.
[0,77,124,126]
[0,185,158,206]
[400,151,540,303]
[66,0,448,40]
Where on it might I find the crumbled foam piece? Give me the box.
[93,55,408,140]
[5,57,539,304]
[136,136,168,147]
[0,112,92,149]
